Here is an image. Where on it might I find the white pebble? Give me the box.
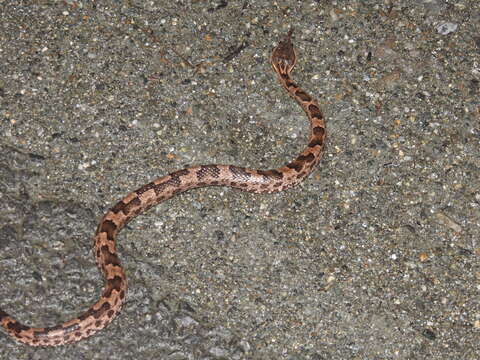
[436,22,458,35]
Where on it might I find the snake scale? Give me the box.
[0,30,326,346]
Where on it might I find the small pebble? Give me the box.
[435,212,462,233]
[436,22,458,35]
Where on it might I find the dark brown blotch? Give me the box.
[135,182,157,196]
[167,177,181,187]
[110,200,126,214]
[296,171,307,179]
[196,165,221,180]
[153,182,168,195]
[313,126,325,137]
[173,169,190,177]
[92,302,113,320]
[155,195,166,202]
[110,200,127,215]
[97,219,117,241]
[123,196,141,215]
[286,160,303,172]
[295,90,312,102]
[257,169,283,179]
[7,320,30,333]
[229,165,251,180]
[296,153,315,163]
[100,245,121,267]
[167,169,190,187]
[105,276,124,296]
[284,78,296,88]
[308,104,322,118]
[78,308,96,321]
[308,137,324,148]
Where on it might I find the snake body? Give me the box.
[0,30,326,346]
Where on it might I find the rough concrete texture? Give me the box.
[0,1,478,359]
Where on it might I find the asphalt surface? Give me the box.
[0,1,479,359]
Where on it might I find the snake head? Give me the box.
[270,29,296,76]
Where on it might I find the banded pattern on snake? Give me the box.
[0,30,326,346]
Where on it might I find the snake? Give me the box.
[0,30,326,346]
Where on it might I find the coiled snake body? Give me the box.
[0,30,326,346]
